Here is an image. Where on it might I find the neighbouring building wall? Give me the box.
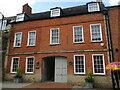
[108,7,120,62]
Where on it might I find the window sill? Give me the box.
[73,42,85,44]
[14,46,21,48]
[10,72,16,74]
[25,73,34,75]
[93,74,106,76]
[26,45,36,47]
[91,41,103,43]
[74,73,85,75]
[49,43,60,46]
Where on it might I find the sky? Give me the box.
[0,0,120,17]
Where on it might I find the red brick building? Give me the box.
[5,0,120,88]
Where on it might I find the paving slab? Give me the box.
[2,81,32,88]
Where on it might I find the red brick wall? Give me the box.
[108,7,120,62]
[6,52,109,75]
[9,13,107,54]
[6,13,109,76]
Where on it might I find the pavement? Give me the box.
[1,81,32,88]
[1,81,114,90]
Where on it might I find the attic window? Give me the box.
[51,8,60,17]
[88,3,100,12]
[16,14,25,22]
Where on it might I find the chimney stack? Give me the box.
[96,0,102,2]
[22,3,32,14]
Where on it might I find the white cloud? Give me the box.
[109,0,120,5]
[0,0,37,17]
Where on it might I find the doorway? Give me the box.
[42,57,55,81]
[42,56,67,82]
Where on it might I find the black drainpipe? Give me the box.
[102,10,115,89]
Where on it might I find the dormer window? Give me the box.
[51,8,61,17]
[16,14,25,22]
[88,3,100,12]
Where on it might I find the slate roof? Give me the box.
[27,2,106,21]
[11,2,120,23]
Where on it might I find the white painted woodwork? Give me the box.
[55,57,67,82]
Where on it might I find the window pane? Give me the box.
[12,58,19,72]
[75,55,85,74]
[26,57,34,73]
[93,55,105,74]
[14,33,22,47]
[74,26,83,43]
[51,9,60,17]
[88,3,99,12]
[91,24,102,42]
[28,31,36,46]
[51,29,59,44]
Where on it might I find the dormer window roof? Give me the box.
[50,7,61,17]
[88,3,100,12]
[16,13,25,22]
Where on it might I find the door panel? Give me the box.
[55,57,67,82]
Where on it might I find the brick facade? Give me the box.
[5,2,120,88]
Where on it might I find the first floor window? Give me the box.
[14,32,22,47]
[50,28,59,44]
[90,24,102,42]
[11,57,19,73]
[92,54,105,75]
[74,55,85,74]
[26,57,34,73]
[27,31,36,46]
[73,26,84,43]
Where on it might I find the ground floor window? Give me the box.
[74,55,85,74]
[11,57,19,73]
[92,54,105,75]
[26,57,34,73]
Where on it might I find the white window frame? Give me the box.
[10,57,20,73]
[90,24,102,42]
[50,28,60,45]
[51,9,60,17]
[25,56,34,74]
[92,54,105,75]
[73,26,84,43]
[88,3,100,12]
[14,32,22,47]
[27,30,36,46]
[74,55,85,74]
